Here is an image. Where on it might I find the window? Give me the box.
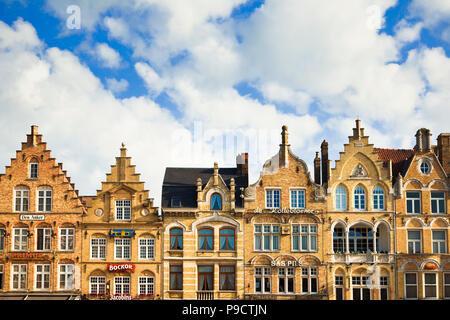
[211,193,222,210]
[11,264,27,290]
[278,267,294,293]
[406,192,421,214]
[290,189,305,209]
[335,186,347,210]
[254,224,280,251]
[0,265,3,290]
[37,187,52,212]
[35,264,50,290]
[89,277,106,296]
[354,186,366,210]
[373,186,384,210]
[90,276,106,295]
[12,228,28,251]
[255,267,271,293]
[407,230,422,254]
[301,267,318,294]
[29,162,38,178]
[139,277,154,296]
[170,228,183,250]
[266,189,280,209]
[0,229,5,251]
[198,266,214,291]
[114,276,130,295]
[444,273,450,299]
[404,273,418,299]
[220,228,235,250]
[139,238,155,259]
[352,275,370,300]
[431,192,446,214]
[58,264,74,290]
[198,228,214,250]
[420,161,431,174]
[15,187,29,212]
[292,224,317,252]
[171,198,181,207]
[170,265,182,290]
[36,228,52,251]
[335,276,344,300]
[115,200,131,221]
[59,228,74,251]
[380,276,388,300]
[424,273,437,299]
[348,227,375,253]
[333,227,346,253]
[432,230,446,253]
[91,238,106,259]
[115,238,131,259]
[219,266,235,291]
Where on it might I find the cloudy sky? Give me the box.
[0,0,449,206]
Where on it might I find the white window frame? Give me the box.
[11,264,27,290]
[419,160,431,175]
[0,229,5,251]
[114,276,131,295]
[14,187,30,212]
[89,276,106,295]
[139,238,155,260]
[265,188,281,209]
[423,273,438,300]
[353,185,366,211]
[12,228,28,251]
[36,227,52,251]
[406,191,421,214]
[29,162,38,179]
[37,187,52,212]
[254,224,280,252]
[292,224,318,252]
[301,267,318,294]
[351,275,371,300]
[379,276,389,300]
[278,267,295,294]
[444,272,450,300]
[290,188,305,209]
[138,276,154,296]
[373,186,385,210]
[254,267,271,294]
[58,264,75,290]
[407,230,422,254]
[334,275,344,300]
[114,238,131,260]
[34,264,51,291]
[431,192,446,214]
[59,228,75,251]
[432,230,446,254]
[90,238,107,260]
[335,185,347,210]
[115,200,131,221]
[404,272,418,300]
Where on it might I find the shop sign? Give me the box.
[11,252,48,260]
[254,208,319,214]
[107,263,135,273]
[110,295,132,300]
[424,263,438,270]
[19,215,45,221]
[109,229,135,237]
[281,225,290,234]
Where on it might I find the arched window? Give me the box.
[198,228,214,250]
[14,186,30,212]
[420,161,431,174]
[170,228,183,250]
[219,228,235,250]
[211,193,222,210]
[335,186,347,210]
[29,161,38,179]
[373,186,384,210]
[354,186,366,210]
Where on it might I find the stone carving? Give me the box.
[351,164,367,177]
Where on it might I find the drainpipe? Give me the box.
[393,194,398,300]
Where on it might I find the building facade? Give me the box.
[161,156,248,299]
[80,144,161,300]
[0,126,85,300]
[243,126,327,300]
[324,120,396,300]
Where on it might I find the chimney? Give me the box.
[279,125,290,168]
[118,143,127,181]
[352,119,364,140]
[437,133,450,175]
[321,140,329,185]
[314,152,321,185]
[27,125,40,146]
[213,162,219,185]
[236,153,249,176]
[415,128,432,152]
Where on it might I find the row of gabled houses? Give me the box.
[0,121,448,300]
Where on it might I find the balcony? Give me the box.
[197,291,214,300]
[330,252,393,264]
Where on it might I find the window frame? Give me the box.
[406,191,421,214]
[170,228,183,250]
[432,230,446,254]
[36,227,52,252]
[89,276,106,296]
[115,200,131,221]
[290,188,305,209]
[90,238,107,260]
[353,185,366,211]
[198,227,214,251]
[265,188,281,209]
[431,192,446,214]
[351,275,371,300]
[198,265,214,291]
[334,275,344,300]
[169,265,183,291]
[11,264,27,291]
[373,185,385,210]
[423,272,438,300]
[114,238,131,260]
[278,267,295,294]
[59,227,75,252]
[14,187,30,212]
[139,237,155,260]
[58,264,75,291]
[254,267,271,294]
[292,224,318,252]
[335,185,347,210]
[219,265,236,291]
[138,276,154,296]
[254,224,280,252]
[34,264,51,291]
[210,193,222,211]
[301,267,318,294]
[12,228,28,252]
[407,230,422,254]
[29,162,39,179]
[37,187,52,212]
[114,276,131,296]
[404,272,418,300]
[219,228,235,251]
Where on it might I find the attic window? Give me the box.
[29,162,38,179]
[171,199,181,208]
[419,160,431,175]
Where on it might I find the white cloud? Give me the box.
[409,0,450,27]
[135,62,166,95]
[106,78,129,94]
[394,19,424,44]
[95,43,121,68]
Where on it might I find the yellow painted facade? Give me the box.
[80,145,161,300]
[243,126,328,300]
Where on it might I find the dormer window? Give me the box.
[211,193,222,210]
[171,198,181,208]
[115,200,131,221]
[29,162,38,179]
[420,160,431,174]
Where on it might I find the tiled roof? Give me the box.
[373,148,415,182]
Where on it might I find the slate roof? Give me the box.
[162,167,248,209]
[373,148,415,182]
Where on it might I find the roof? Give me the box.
[162,167,248,209]
[373,148,415,182]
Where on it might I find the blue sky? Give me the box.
[0,0,449,203]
